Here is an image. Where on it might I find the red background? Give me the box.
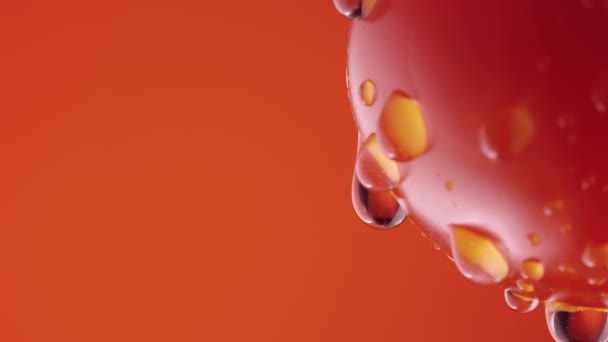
[0,1,551,341]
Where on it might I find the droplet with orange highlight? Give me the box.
[378,92,428,162]
[450,225,509,285]
[480,104,534,161]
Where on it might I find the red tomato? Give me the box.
[336,0,608,340]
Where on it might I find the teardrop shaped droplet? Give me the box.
[333,0,377,19]
[333,0,362,18]
[546,304,608,342]
[352,176,406,229]
[504,289,539,313]
[355,134,404,191]
[450,225,510,284]
[479,104,534,161]
[378,91,428,162]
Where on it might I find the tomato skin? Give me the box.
[346,0,608,306]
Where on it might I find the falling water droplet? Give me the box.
[479,104,534,161]
[378,91,428,161]
[504,289,540,313]
[355,134,404,191]
[352,176,406,229]
[546,303,608,342]
[333,0,377,19]
[333,0,362,18]
[450,225,510,285]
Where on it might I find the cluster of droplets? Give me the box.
[350,82,427,229]
[335,1,608,341]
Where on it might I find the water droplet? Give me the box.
[537,56,552,73]
[557,115,576,129]
[558,263,577,274]
[352,177,406,229]
[333,0,362,18]
[544,199,565,217]
[504,289,539,313]
[355,134,403,191]
[561,223,573,233]
[582,243,608,269]
[582,0,596,10]
[444,181,454,191]
[589,277,607,287]
[378,91,428,161]
[333,0,376,19]
[592,71,608,114]
[546,304,608,342]
[528,233,541,246]
[516,279,535,293]
[521,259,545,281]
[582,176,598,191]
[433,242,441,250]
[360,80,376,106]
[480,104,534,161]
[567,133,581,144]
[450,225,510,284]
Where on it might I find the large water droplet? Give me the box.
[450,225,510,284]
[504,289,539,313]
[546,304,608,342]
[582,243,608,269]
[479,105,534,161]
[355,134,404,191]
[378,91,428,162]
[521,258,545,281]
[352,176,406,229]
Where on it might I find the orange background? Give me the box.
[0,1,551,341]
